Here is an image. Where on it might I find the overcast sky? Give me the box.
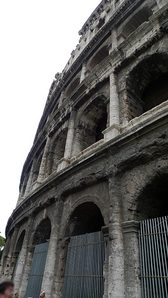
[0,0,101,237]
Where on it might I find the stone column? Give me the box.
[58,91,65,108]
[122,221,141,298]
[111,28,118,52]
[37,136,50,183]
[104,72,120,141]
[13,220,32,295]
[80,62,86,83]
[64,111,76,160]
[41,224,59,296]
[108,177,124,298]
[24,162,35,197]
[18,218,34,298]
[41,202,63,297]
[2,227,19,279]
[109,72,120,126]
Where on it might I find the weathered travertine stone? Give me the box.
[1,1,168,297]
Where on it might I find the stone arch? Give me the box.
[126,52,168,119]
[47,128,68,175]
[32,217,51,246]
[120,156,168,222]
[123,159,168,222]
[14,230,25,255]
[24,217,52,298]
[65,202,105,237]
[30,143,46,185]
[87,45,109,71]
[12,230,25,277]
[65,76,80,98]
[60,194,108,240]
[59,200,106,298]
[121,6,152,38]
[72,95,108,154]
[136,172,168,221]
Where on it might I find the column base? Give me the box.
[103,124,121,142]
[122,220,139,233]
[57,158,70,172]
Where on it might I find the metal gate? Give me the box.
[63,231,105,298]
[25,242,49,298]
[139,216,168,298]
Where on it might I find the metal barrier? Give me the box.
[25,242,49,298]
[139,216,168,298]
[62,231,105,298]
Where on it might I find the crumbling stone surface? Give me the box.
[1,1,168,297]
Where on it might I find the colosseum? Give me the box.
[1,0,168,297]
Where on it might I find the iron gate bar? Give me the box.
[139,216,168,298]
[68,241,105,248]
[149,219,158,298]
[25,242,49,298]
[151,218,161,297]
[62,231,105,298]
[64,275,104,277]
[157,217,168,295]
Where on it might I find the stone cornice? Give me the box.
[7,108,168,236]
[79,0,109,36]
[35,0,145,142]
[20,0,167,187]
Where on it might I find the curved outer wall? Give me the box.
[1,0,168,297]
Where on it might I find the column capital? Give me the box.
[122,220,139,234]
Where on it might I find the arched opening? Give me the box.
[66,202,105,237]
[20,164,32,197]
[12,231,25,278]
[31,144,45,184]
[97,18,105,30]
[65,77,80,98]
[88,46,109,70]
[47,129,67,175]
[63,203,105,298]
[137,174,168,297]
[137,174,168,221]
[73,97,107,155]
[25,218,51,298]
[121,7,152,38]
[142,73,168,112]
[126,53,168,120]
[33,218,51,245]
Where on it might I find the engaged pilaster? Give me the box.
[104,72,120,141]
[13,219,32,295]
[107,177,124,298]
[37,136,50,183]
[122,220,141,298]
[64,111,76,160]
[24,162,35,197]
[41,204,62,297]
[80,62,87,83]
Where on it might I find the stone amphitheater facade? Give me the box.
[1,0,168,297]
